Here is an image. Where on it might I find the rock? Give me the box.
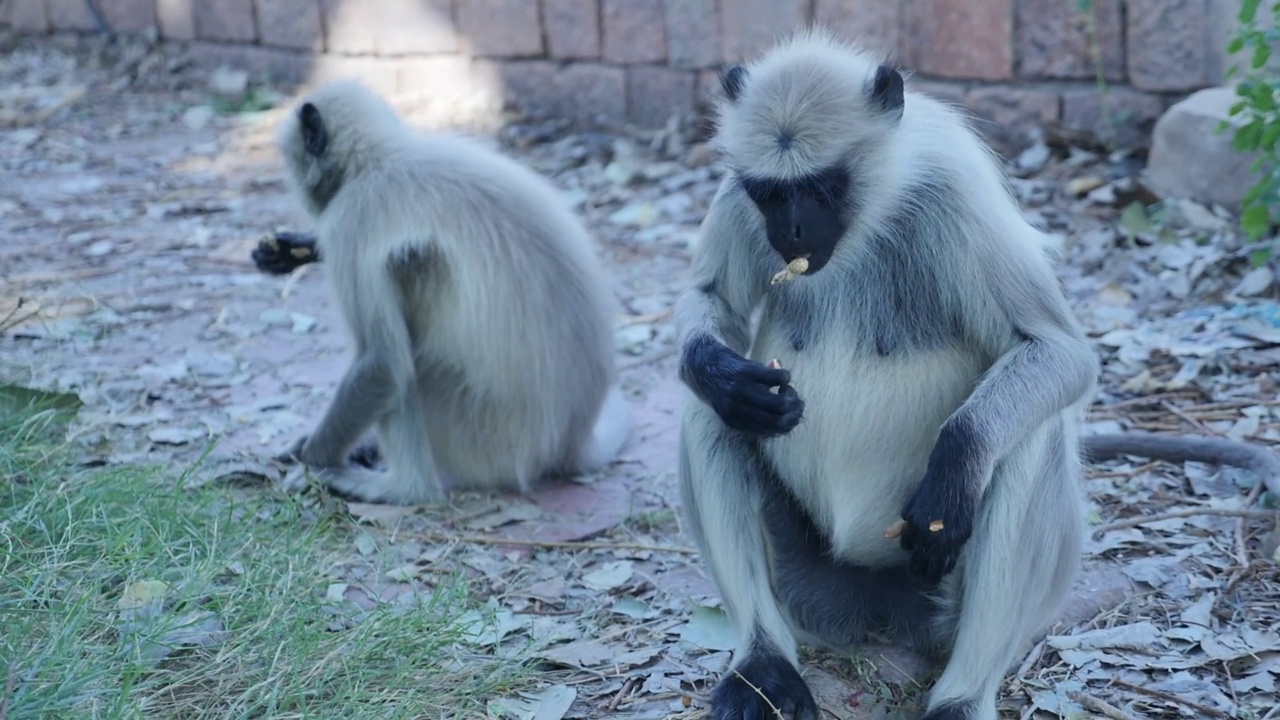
[182,104,215,130]
[1144,87,1266,212]
[208,66,249,98]
[1233,267,1275,297]
[1015,139,1051,176]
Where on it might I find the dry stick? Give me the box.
[730,668,785,720]
[410,530,698,555]
[1066,690,1136,720]
[1160,399,1218,436]
[1093,507,1276,534]
[606,677,638,712]
[1226,482,1270,592]
[1110,679,1230,719]
[1081,430,1280,500]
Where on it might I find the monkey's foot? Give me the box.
[346,438,383,469]
[313,465,445,507]
[710,650,818,720]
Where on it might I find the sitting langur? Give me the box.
[675,31,1099,720]
[271,79,630,505]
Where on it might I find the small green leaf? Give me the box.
[1228,37,1246,54]
[1241,204,1273,242]
[1250,247,1274,268]
[1252,83,1277,111]
[1234,120,1265,151]
[1228,100,1248,116]
[1261,123,1280,152]
[1118,201,1151,237]
[1241,0,1262,24]
[1253,42,1273,69]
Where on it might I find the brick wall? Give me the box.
[0,0,1250,150]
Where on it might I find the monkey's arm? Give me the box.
[675,189,802,437]
[295,261,417,467]
[1083,431,1280,499]
[898,259,1098,579]
[253,231,322,275]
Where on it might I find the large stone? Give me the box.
[902,0,1012,80]
[602,0,666,64]
[156,0,196,40]
[47,0,98,31]
[101,0,157,32]
[1059,86,1164,150]
[255,0,322,50]
[813,0,900,59]
[665,0,718,68]
[627,66,696,127]
[965,86,1060,152]
[1016,0,1123,81]
[720,0,807,62]
[458,0,541,57]
[1126,0,1212,91]
[1145,87,1265,212]
[545,0,600,59]
[196,0,257,42]
[491,61,627,127]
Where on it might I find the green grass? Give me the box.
[0,385,530,719]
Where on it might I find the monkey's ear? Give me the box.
[299,102,327,157]
[869,64,905,119]
[720,65,748,103]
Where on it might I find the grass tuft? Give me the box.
[1,387,530,719]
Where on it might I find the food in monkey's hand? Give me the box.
[767,358,782,369]
[883,518,945,539]
[770,256,810,285]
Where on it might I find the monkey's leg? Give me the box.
[252,231,322,275]
[321,389,446,506]
[923,427,1083,720]
[294,353,400,469]
[678,400,818,720]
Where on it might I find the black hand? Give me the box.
[252,231,321,275]
[680,334,804,438]
[898,425,981,584]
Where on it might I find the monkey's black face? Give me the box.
[739,166,851,276]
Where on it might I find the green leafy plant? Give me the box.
[1224,0,1280,242]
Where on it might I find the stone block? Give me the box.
[255,0,323,50]
[322,0,458,56]
[491,60,627,126]
[813,0,900,60]
[308,55,401,95]
[695,68,723,108]
[1059,85,1164,150]
[156,0,196,40]
[196,0,257,42]
[458,0,541,57]
[602,0,666,64]
[665,0,718,68]
[544,0,600,59]
[910,79,967,107]
[7,0,48,32]
[901,0,1012,81]
[965,86,1060,152]
[1126,0,1212,91]
[396,55,474,98]
[47,0,97,31]
[185,42,307,83]
[627,65,695,127]
[100,0,156,32]
[1145,87,1266,211]
[1016,0,1123,81]
[720,0,808,62]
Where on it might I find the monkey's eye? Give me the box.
[739,177,787,206]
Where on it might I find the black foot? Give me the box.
[921,700,974,720]
[710,649,818,720]
[252,231,321,275]
[347,439,382,470]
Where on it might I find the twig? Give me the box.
[606,677,638,712]
[1161,400,1218,436]
[730,668,784,720]
[1110,679,1230,718]
[410,530,698,555]
[1067,690,1135,720]
[1093,507,1277,534]
[1225,482,1270,591]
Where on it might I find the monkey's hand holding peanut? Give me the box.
[680,335,804,438]
[896,431,986,583]
[251,231,322,275]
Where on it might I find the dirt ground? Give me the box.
[3,31,1278,720]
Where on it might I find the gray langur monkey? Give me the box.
[676,28,1280,720]
[271,79,631,506]
[675,29,1110,720]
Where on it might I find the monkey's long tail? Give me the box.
[1082,431,1280,501]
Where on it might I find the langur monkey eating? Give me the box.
[271,79,631,506]
[674,29,1279,720]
